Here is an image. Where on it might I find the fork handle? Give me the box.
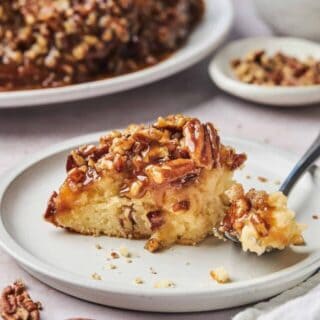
[280,132,320,196]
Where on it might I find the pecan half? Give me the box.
[0,280,42,320]
[183,119,214,169]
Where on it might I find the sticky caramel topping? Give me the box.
[0,0,204,91]
[64,115,247,197]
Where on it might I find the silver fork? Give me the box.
[225,131,320,244]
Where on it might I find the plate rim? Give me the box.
[0,131,319,298]
[0,0,233,108]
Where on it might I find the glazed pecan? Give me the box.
[183,119,215,169]
[145,159,200,185]
[0,280,42,320]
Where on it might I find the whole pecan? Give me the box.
[183,119,215,169]
[0,280,42,320]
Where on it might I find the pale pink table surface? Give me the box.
[0,1,319,319]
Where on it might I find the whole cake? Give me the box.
[0,0,204,91]
[44,115,303,254]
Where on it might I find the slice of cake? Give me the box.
[219,184,305,255]
[44,114,304,254]
[44,115,247,252]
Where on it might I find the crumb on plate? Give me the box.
[91,273,102,280]
[154,280,175,288]
[119,245,131,258]
[134,277,144,285]
[258,176,268,183]
[111,252,120,259]
[210,267,230,284]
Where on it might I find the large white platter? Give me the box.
[0,133,319,312]
[0,0,233,108]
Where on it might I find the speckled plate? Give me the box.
[0,0,233,108]
[0,133,319,312]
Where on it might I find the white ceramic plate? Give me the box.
[0,0,233,108]
[209,37,320,106]
[0,132,319,312]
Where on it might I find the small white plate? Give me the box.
[0,0,233,108]
[0,132,319,312]
[209,37,320,106]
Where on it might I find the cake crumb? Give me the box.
[134,277,144,285]
[258,176,268,183]
[210,267,230,284]
[107,264,117,270]
[312,215,319,220]
[119,245,131,257]
[111,252,120,259]
[91,273,102,280]
[274,179,281,185]
[95,243,103,250]
[245,175,251,180]
[185,262,191,266]
[292,235,306,246]
[150,267,157,274]
[126,258,133,263]
[154,280,175,288]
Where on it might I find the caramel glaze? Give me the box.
[44,115,247,223]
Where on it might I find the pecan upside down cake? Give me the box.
[44,115,304,254]
[0,0,204,91]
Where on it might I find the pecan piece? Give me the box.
[145,159,200,185]
[183,119,214,169]
[0,280,42,320]
[173,200,190,212]
[147,210,165,231]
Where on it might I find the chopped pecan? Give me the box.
[250,214,269,237]
[231,50,320,86]
[68,167,86,183]
[145,159,200,185]
[153,114,189,131]
[173,200,190,211]
[0,280,42,320]
[147,210,165,231]
[246,189,269,211]
[220,146,247,170]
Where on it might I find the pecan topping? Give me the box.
[0,280,42,320]
[58,115,246,196]
[0,0,204,91]
[231,50,320,86]
[147,211,165,231]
